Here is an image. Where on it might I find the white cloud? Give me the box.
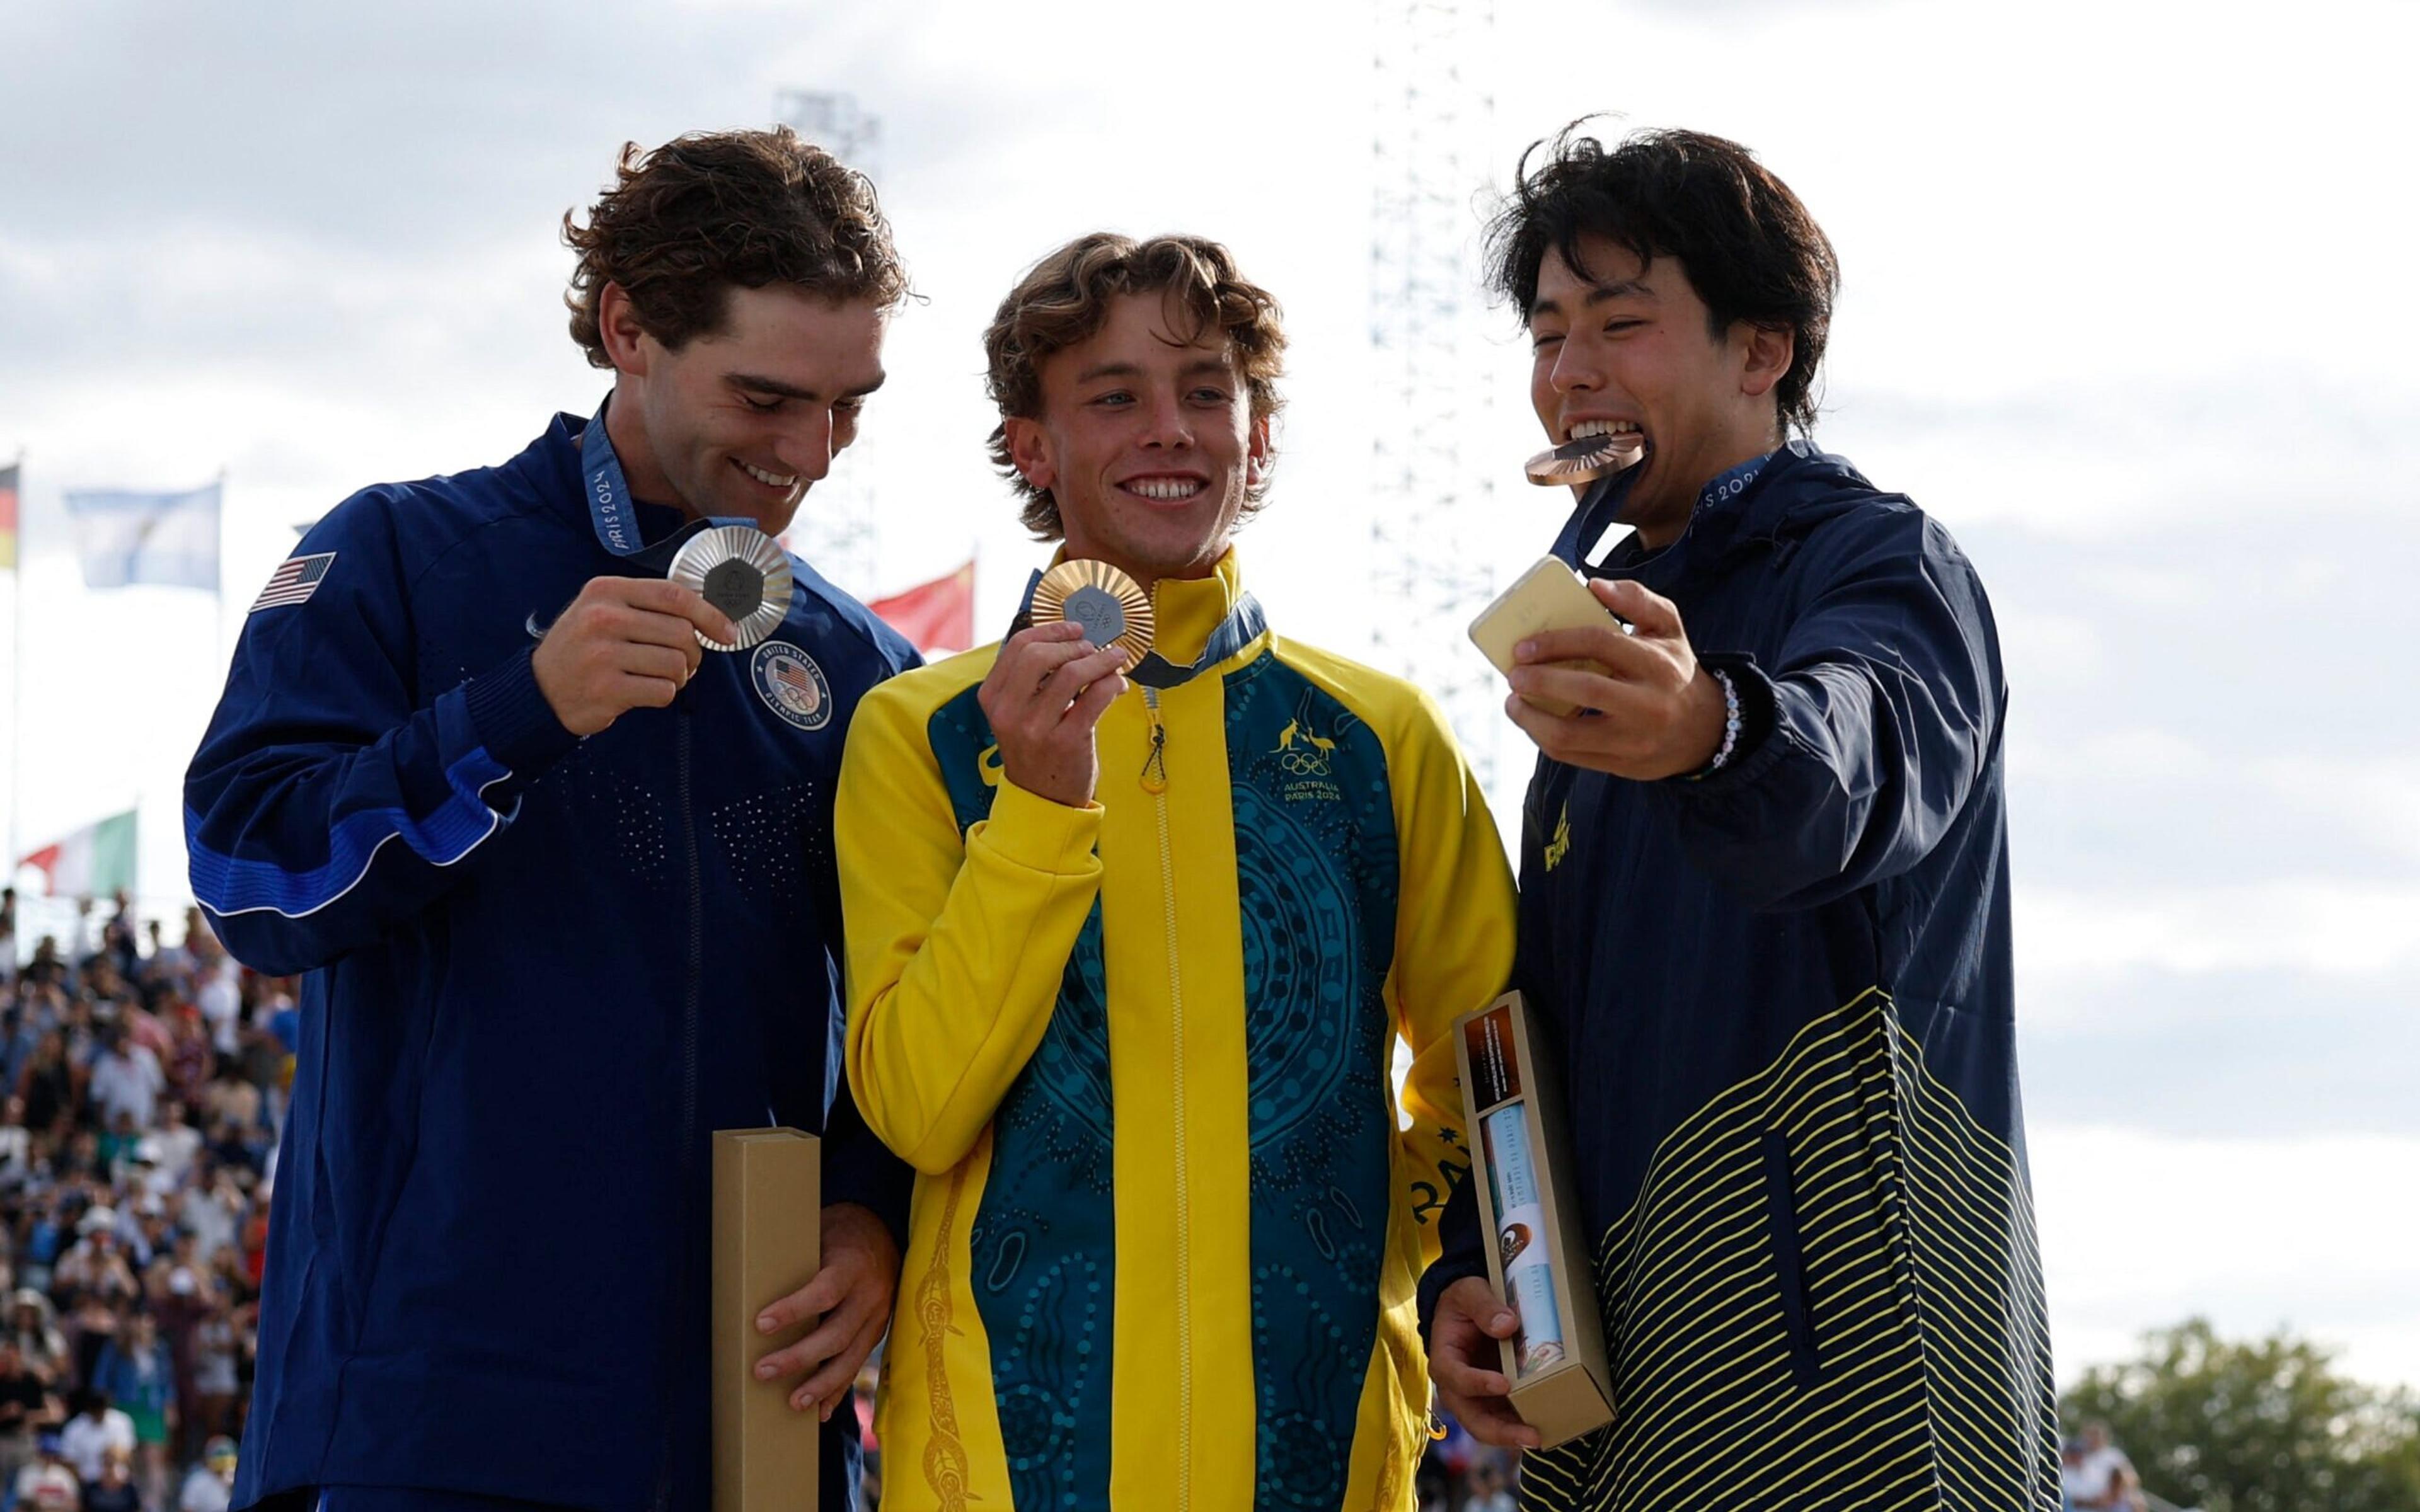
[2034,1124,2420,1391]
[2019,879,2420,987]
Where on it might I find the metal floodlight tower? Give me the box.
[773,89,884,598]
[1369,0,1501,787]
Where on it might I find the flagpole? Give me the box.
[214,465,229,673]
[8,448,25,892]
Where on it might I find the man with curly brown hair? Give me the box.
[833,232,1518,1511]
[184,128,919,1512]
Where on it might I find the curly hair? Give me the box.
[984,232,1287,540]
[1487,122,1838,436]
[562,127,908,368]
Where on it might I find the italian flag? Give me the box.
[20,810,137,896]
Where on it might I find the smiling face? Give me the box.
[601,282,887,536]
[1527,235,1791,549]
[1003,292,1270,588]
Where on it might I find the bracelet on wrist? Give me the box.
[1687,667,1743,781]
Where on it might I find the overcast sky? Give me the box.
[4,0,2415,1391]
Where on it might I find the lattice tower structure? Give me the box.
[1369,0,1501,788]
[774,89,884,598]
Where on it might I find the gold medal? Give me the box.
[668,525,795,651]
[1029,559,1154,670]
[1524,432,1645,487]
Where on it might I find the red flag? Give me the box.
[869,562,976,655]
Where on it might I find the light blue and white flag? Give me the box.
[62,481,221,592]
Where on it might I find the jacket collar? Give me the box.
[517,408,692,556]
[1562,439,1878,588]
[1146,547,1250,669]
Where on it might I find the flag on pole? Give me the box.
[0,462,18,572]
[868,561,976,656]
[62,481,220,592]
[19,809,137,897]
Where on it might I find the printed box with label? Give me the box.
[1453,992,1615,1448]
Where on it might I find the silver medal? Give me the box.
[668,525,795,651]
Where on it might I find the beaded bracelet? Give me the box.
[1693,667,1743,778]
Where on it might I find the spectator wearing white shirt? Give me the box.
[177,1436,238,1512]
[2061,1423,2144,1511]
[193,961,240,1060]
[57,1390,133,1485]
[84,1031,162,1133]
[11,1432,78,1512]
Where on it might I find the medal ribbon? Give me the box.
[579,397,754,573]
[1013,569,1267,691]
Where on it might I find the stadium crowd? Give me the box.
[0,887,262,1512]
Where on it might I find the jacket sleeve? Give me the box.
[1662,512,2002,912]
[806,641,925,1247]
[1385,688,1518,1274]
[184,495,578,976]
[836,686,1104,1176]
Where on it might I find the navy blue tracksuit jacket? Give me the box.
[1422,443,2061,1510]
[185,411,916,1511]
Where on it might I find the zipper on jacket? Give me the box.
[654,707,705,1512]
[1141,695,1170,794]
[1141,685,1190,1504]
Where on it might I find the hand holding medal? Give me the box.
[977,559,1148,810]
[530,576,740,738]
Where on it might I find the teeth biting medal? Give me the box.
[667,525,795,651]
[1029,559,1155,671]
[1526,423,1645,486]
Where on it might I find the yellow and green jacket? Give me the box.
[837,550,1516,1512]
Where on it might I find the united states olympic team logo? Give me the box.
[750,641,831,731]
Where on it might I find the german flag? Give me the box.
[0,461,18,572]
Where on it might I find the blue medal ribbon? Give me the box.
[578,397,756,573]
[1551,449,1777,570]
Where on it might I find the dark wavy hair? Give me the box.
[984,232,1288,539]
[1487,122,1839,435]
[562,127,908,367]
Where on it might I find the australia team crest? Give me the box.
[751,641,831,731]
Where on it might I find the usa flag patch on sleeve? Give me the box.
[250,552,337,612]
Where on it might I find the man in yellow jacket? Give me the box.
[835,232,1518,1511]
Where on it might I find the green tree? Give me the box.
[2063,1318,2420,1512]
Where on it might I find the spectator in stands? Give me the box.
[11,1431,77,1512]
[176,1432,234,1509]
[14,1038,72,1140]
[57,1390,131,1486]
[176,1437,236,1512]
[1464,1457,1516,1512]
[81,1445,139,1512]
[0,1337,55,1502]
[90,1312,172,1504]
[49,1215,134,1312]
[1,893,287,1508]
[5,1296,66,1390]
[83,1034,159,1138]
[2063,1422,2145,1511]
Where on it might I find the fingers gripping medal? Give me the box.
[1524,427,1646,487]
[1028,560,1154,672]
[667,525,795,651]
